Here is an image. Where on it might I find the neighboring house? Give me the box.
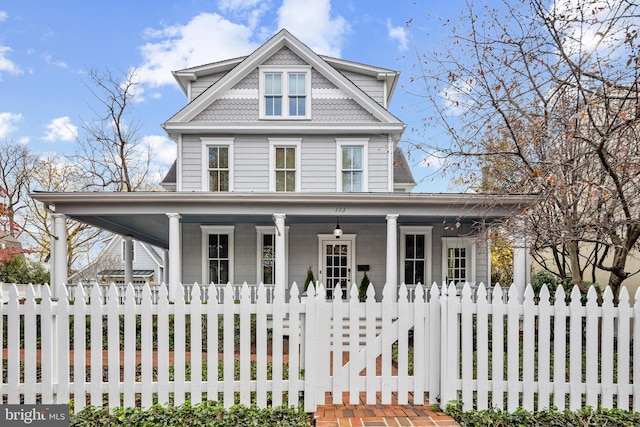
[31,30,533,300]
[69,235,164,285]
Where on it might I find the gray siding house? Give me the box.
[32,30,532,300]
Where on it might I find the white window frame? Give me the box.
[255,225,289,285]
[336,138,368,192]
[201,137,234,192]
[121,240,136,262]
[268,138,302,192]
[441,236,476,284]
[400,226,433,286]
[259,66,312,120]
[201,225,235,285]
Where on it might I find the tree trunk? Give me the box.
[607,246,629,304]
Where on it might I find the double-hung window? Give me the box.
[260,66,311,119]
[256,226,289,285]
[201,226,234,285]
[269,138,301,192]
[201,138,234,192]
[400,226,432,286]
[441,237,476,285]
[336,138,368,192]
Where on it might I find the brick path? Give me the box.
[314,392,460,426]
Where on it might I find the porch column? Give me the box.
[386,214,399,301]
[52,213,67,299]
[273,213,286,298]
[167,213,182,301]
[513,220,529,303]
[162,250,169,285]
[123,235,134,285]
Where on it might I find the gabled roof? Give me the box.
[393,147,416,190]
[163,29,404,133]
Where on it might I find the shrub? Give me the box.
[445,400,640,426]
[70,401,312,427]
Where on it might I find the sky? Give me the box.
[0,0,461,192]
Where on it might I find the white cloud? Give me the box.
[218,0,263,11]
[43,116,78,142]
[42,53,68,69]
[277,0,349,57]
[0,46,22,77]
[386,19,408,51]
[0,112,23,138]
[136,13,258,92]
[144,134,176,167]
[419,151,448,169]
[0,11,7,21]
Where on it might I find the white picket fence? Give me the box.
[0,280,638,414]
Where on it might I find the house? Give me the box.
[68,235,164,285]
[31,29,533,300]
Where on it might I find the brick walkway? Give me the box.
[313,392,460,427]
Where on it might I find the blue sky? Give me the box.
[0,0,458,191]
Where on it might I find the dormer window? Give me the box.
[260,66,311,119]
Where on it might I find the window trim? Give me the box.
[400,226,433,286]
[201,225,235,285]
[121,239,136,262]
[259,66,312,120]
[255,225,289,285]
[336,138,368,192]
[268,138,302,192]
[441,236,476,284]
[201,137,234,192]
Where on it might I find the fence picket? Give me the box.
[365,284,377,404]
[331,285,345,404]
[397,283,410,405]
[173,283,186,405]
[256,283,268,407]
[107,284,120,407]
[140,284,153,408]
[569,286,583,411]
[157,284,170,405]
[7,285,19,403]
[288,283,301,406]
[222,283,235,407]
[89,284,103,406]
[123,284,136,407]
[618,287,631,410]
[553,286,567,410]
[585,287,599,408]
[206,283,220,403]
[506,285,520,412]
[428,283,441,405]
[190,283,203,404]
[239,283,251,405]
[72,284,87,411]
[460,283,474,411]
[413,283,426,405]
[475,284,488,410]
[522,285,535,411]
[491,285,505,410]
[23,285,37,404]
[537,285,551,409]
[601,287,615,408]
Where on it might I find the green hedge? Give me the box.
[445,401,640,426]
[70,401,311,427]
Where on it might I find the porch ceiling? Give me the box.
[30,191,536,249]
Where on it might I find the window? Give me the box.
[336,139,368,192]
[201,138,234,192]
[121,240,135,262]
[256,226,289,285]
[201,226,234,285]
[269,138,301,192]
[441,237,476,284]
[400,226,432,286]
[260,66,311,119]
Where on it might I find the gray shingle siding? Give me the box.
[190,72,226,101]
[340,70,385,105]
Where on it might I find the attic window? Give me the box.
[260,66,311,119]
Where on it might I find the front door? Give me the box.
[318,235,355,300]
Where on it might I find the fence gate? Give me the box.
[302,283,441,412]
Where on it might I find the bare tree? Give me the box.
[24,154,103,272]
[408,0,640,297]
[73,67,157,192]
[0,140,38,239]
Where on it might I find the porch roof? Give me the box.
[30,191,536,249]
